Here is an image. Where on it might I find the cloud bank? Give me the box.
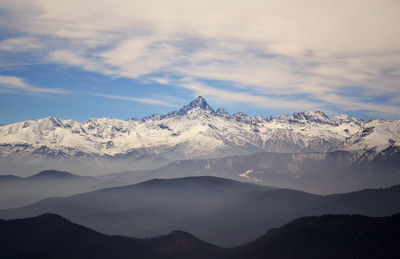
[0,0,399,117]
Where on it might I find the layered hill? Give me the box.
[0,213,223,259]
[233,214,400,259]
[103,147,400,194]
[0,170,126,209]
[1,213,399,259]
[1,176,399,247]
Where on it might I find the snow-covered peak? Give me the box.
[189,96,211,109]
[277,113,291,121]
[142,113,164,122]
[332,114,362,124]
[233,112,251,123]
[273,111,330,124]
[291,111,331,124]
[177,96,214,114]
[159,96,215,118]
[215,108,230,117]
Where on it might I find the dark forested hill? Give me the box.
[1,213,399,259]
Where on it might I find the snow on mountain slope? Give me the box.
[0,97,399,171]
[343,120,400,152]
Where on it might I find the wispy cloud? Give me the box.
[0,75,67,94]
[95,93,176,107]
[0,37,42,52]
[316,92,400,117]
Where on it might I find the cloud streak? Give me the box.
[95,93,176,107]
[0,75,67,94]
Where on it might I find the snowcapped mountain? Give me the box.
[0,96,399,175]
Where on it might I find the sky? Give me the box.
[0,0,399,123]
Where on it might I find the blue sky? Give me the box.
[0,0,399,123]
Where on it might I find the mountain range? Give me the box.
[1,96,399,176]
[1,175,399,247]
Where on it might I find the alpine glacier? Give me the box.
[0,96,399,175]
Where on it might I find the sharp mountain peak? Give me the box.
[179,96,214,113]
